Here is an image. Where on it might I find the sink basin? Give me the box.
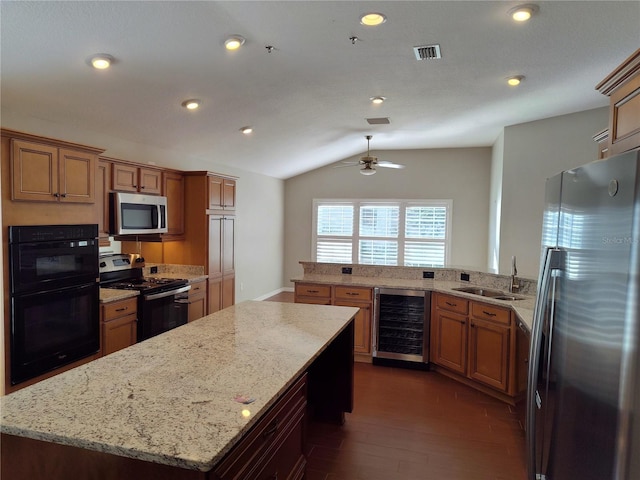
[452,287,525,301]
[452,286,504,297]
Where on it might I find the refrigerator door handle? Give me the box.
[526,247,563,480]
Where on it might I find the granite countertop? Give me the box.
[293,274,535,330]
[99,288,139,304]
[0,301,358,472]
[146,272,208,283]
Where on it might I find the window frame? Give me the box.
[312,199,452,267]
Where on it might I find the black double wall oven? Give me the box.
[9,224,100,385]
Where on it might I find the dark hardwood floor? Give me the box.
[263,292,527,480]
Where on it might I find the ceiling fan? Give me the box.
[336,135,405,175]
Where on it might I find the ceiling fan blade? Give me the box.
[333,162,358,168]
[377,162,405,169]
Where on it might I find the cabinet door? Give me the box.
[58,148,95,203]
[188,294,206,322]
[102,313,137,356]
[162,171,185,237]
[208,278,222,314]
[208,175,224,210]
[222,216,235,275]
[222,275,235,310]
[112,163,139,192]
[468,318,510,392]
[208,216,223,276]
[139,167,162,194]
[11,139,59,202]
[222,178,236,211]
[96,160,111,243]
[431,309,468,375]
[335,301,371,354]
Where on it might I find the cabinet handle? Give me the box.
[140,186,145,189]
[445,301,457,307]
[53,192,60,197]
[517,322,528,333]
[307,289,319,294]
[482,310,497,317]
[115,307,128,312]
[346,292,360,296]
[60,193,67,198]
[262,420,279,439]
[470,322,476,327]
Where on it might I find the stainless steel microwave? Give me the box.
[110,192,168,235]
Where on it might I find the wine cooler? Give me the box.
[373,288,431,367]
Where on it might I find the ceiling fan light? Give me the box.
[360,166,377,176]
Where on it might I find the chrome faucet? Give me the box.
[510,256,520,293]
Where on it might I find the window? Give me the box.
[313,199,452,267]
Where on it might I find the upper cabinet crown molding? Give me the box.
[596,48,640,96]
[1,128,104,155]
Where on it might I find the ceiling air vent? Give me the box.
[413,44,442,61]
[366,117,390,125]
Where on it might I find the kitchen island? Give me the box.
[1,301,358,479]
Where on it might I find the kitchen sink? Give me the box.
[452,286,525,301]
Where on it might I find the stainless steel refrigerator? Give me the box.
[527,148,640,480]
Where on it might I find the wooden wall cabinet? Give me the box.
[187,279,207,322]
[596,48,640,156]
[96,159,112,244]
[11,139,97,203]
[112,162,162,195]
[163,171,185,239]
[431,293,517,400]
[208,175,236,212]
[101,297,138,356]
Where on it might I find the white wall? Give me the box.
[0,108,285,302]
[498,107,608,278]
[283,147,492,284]
[488,131,505,274]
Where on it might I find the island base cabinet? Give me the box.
[213,374,307,480]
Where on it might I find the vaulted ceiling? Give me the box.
[1,1,639,179]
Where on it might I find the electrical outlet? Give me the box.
[460,273,470,281]
[423,271,434,279]
[150,266,158,274]
[342,267,352,275]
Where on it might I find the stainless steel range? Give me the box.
[99,254,190,341]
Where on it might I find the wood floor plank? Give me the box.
[308,363,526,480]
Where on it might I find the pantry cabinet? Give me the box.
[112,162,162,195]
[101,297,137,356]
[208,175,236,212]
[175,172,237,314]
[431,292,515,399]
[11,139,97,203]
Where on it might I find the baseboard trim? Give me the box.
[254,286,294,301]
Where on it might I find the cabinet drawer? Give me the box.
[102,297,137,321]
[436,294,469,315]
[188,280,206,298]
[334,286,372,302]
[295,283,331,298]
[471,302,511,325]
[214,373,307,480]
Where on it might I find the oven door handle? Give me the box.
[144,285,191,301]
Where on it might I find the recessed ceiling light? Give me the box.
[181,99,201,110]
[240,126,253,134]
[224,35,245,50]
[370,96,386,105]
[88,54,114,70]
[509,4,538,22]
[507,75,525,86]
[360,12,387,26]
